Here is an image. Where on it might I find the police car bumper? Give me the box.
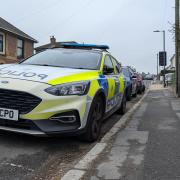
[0,101,89,136]
[0,79,92,136]
[0,115,85,137]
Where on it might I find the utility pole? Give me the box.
[175,0,180,96]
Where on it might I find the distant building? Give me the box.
[35,36,77,53]
[0,17,37,64]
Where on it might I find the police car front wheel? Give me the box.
[81,96,104,142]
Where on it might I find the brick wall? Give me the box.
[6,33,17,61]
[24,40,34,58]
[0,31,34,64]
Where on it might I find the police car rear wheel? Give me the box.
[82,96,104,142]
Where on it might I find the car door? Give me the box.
[103,55,121,112]
[103,55,116,112]
[128,68,137,94]
[111,57,124,104]
[122,68,131,88]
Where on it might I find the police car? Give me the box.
[0,43,126,142]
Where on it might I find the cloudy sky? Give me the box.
[0,0,175,73]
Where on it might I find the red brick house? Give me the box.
[0,17,37,64]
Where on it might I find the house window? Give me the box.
[0,33,5,54]
[17,39,24,59]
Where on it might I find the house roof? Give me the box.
[35,41,77,51]
[0,17,38,43]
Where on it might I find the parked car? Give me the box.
[122,66,137,100]
[0,43,126,142]
[136,73,145,94]
[144,74,154,80]
[128,67,138,97]
[122,66,132,101]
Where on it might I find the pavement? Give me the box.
[80,84,180,180]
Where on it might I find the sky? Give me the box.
[0,0,175,73]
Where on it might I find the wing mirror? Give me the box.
[103,66,114,75]
[132,75,137,79]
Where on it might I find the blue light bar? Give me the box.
[60,43,109,50]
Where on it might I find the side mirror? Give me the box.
[103,66,114,75]
[132,75,137,79]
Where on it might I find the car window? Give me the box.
[21,49,102,70]
[111,57,121,74]
[122,68,130,77]
[128,68,134,77]
[104,55,115,74]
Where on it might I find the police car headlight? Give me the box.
[45,81,90,96]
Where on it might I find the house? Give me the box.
[170,54,175,70]
[0,17,37,64]
[35,36,77,53]
[165,54,175,72]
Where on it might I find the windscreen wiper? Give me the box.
[23,64,66,68]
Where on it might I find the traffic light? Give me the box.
[159,51,167,66]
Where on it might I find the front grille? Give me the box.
[0,89,42,114]
[0,119,40,130]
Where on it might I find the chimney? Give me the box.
[50,36,56,47]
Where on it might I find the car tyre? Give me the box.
[132,91,137,98]
[142,85,145,93]
[138,89,142,94]
[117,93,126,115]
[80,96,104,142]
[126,87,132,101]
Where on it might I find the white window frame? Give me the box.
[0,32,5,55]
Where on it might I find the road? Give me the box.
[0,81,151,180]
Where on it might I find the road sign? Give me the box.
[159,51,167,66]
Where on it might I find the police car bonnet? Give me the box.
[0,64,90,83]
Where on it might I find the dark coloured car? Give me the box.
[122,66,137,100]
[128,67,138,97]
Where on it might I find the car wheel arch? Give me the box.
[92,89,106,114]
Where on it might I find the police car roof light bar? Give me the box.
[60,43,110,50]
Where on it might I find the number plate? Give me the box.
[0,108,19,121]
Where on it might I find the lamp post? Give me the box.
[157,53,159,80]
[153,30,166,87]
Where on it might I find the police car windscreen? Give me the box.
[22,49,102,70]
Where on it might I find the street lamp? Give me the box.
[157,53,159,80]
[153,30,166,87]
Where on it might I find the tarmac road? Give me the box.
[0,81,151,180]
